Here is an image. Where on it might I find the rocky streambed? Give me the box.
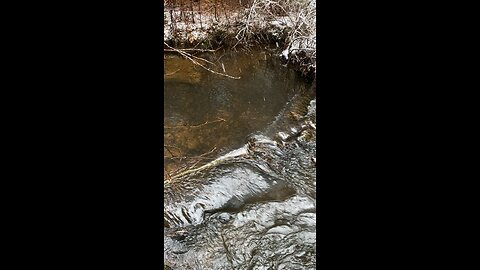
[164,53,316,269]
[164,1,317,269]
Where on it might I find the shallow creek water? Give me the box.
[164,49,316,269]
[164,50,306,174]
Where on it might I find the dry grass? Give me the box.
[164,0,316,50]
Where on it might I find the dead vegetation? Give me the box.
[164,42,240,79]
[164,117,228,181]
[164,0,316,61]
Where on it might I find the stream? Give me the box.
[164,49,317,269]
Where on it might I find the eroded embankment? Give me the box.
[164,0,316,78]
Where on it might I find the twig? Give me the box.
[164,69,181,76]
[164,42,241,79]
[164,117,226,129]
[164,47,221,52]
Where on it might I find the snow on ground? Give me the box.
[164,0,316,75]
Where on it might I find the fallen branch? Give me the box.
[164,47,221,52]
[164,117,226,129]
[164,42,241,79]
[164,146,220,182]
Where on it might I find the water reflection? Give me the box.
[164,49,316,269]
[164,50,308,175]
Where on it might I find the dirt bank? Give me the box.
[164,0,316,79]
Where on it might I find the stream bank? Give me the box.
[164,0,316,79]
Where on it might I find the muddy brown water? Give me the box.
[164,49,316,269]
[164,49,308,176]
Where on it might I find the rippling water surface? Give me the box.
[164,50,308,169]
[164,49,316,269]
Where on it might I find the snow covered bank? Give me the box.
[164,0,316,78]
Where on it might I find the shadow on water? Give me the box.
[164,49,316,269]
